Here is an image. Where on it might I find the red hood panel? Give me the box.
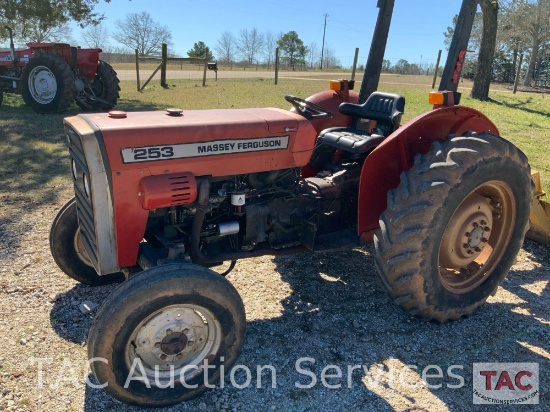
[74,108,316,177]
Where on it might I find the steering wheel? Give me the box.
[285,95,333,120]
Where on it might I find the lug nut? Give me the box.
[467,250,474,255]
[484,227,491,232]
[481,237,488,243]
[465,232,471,237]
[472,222,479,228]
[480,220,486,226]
[475,247,481,253]
[463,243,470,249]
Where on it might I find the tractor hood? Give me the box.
[65,108,317,177]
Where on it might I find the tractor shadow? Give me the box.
[49,242,549,411]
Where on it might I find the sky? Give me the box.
[67,0,467,68]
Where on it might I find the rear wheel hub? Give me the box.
[438,181,516,293]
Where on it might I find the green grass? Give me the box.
[0,77,549,229]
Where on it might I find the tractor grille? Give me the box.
[66,126,99,269]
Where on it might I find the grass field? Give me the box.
[0,77,549,224]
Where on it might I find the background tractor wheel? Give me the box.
[374,133,531,322]
[50,198,124,286]
[21,53,75,113]
[87,264,246,407]
[76,60,120,111]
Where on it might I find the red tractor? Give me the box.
[0,26,120,113]
[49,0,531,407]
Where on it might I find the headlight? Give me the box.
[72,159,78,180]
[83,174,91,198]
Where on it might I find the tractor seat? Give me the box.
[318,92,405,154]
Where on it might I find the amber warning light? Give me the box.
[429,91,462,106]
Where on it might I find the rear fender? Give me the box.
[357,105,499,241]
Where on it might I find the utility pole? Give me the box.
[320,13,327,69]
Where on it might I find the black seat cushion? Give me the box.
[318,127,385,154]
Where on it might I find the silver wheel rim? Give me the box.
[126,304,222,387]
[28,65,57,104]
[74,230,93,268]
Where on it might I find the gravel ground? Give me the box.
[0,184,548,412]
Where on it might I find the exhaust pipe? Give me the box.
[4,26,16,63]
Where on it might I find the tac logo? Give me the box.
[473,363,539,405]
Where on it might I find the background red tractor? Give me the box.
[0,26,120,113]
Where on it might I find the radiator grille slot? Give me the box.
[66,126,99,269]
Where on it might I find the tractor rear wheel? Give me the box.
[21,53,75,113]
[76,60,120,111]
[87,264,246,407]
[50,198,124,285]
[374,133,531,322]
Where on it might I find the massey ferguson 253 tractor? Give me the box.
[49,0,532,407]
[0,27,120,113]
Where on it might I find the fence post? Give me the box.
[203,48,208,87]
[274,47,279,85]
[351,47,359,80]
[513,53,523,94]
[135,49,140,91]
[161,43,167,88]
[431,49,442,89]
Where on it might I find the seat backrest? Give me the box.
[339,92,405,134]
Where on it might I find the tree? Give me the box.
[237,28,263,65]
[215,30,236,65]
[114,11,173,57]
[514,0,550,86]
[443,13,483,51]
[307,42,319,69]
[277,31,307,70]
[188,41,214,60]
[81,22,110,49]
[394,59,410,74]
[1,0,108,41]
[471,0,499,100]
[321,47,341,70]
[11,19,74,44]
[21,19,73,44]
[263,31,277,67]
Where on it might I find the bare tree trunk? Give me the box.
[471,0,499,101]
[511,48,518,83]
[523,35,540,86]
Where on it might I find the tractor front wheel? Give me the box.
[87,264,246,407]
[50,198,124,285]
[374,133,531,322]
[21,53,76,113]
